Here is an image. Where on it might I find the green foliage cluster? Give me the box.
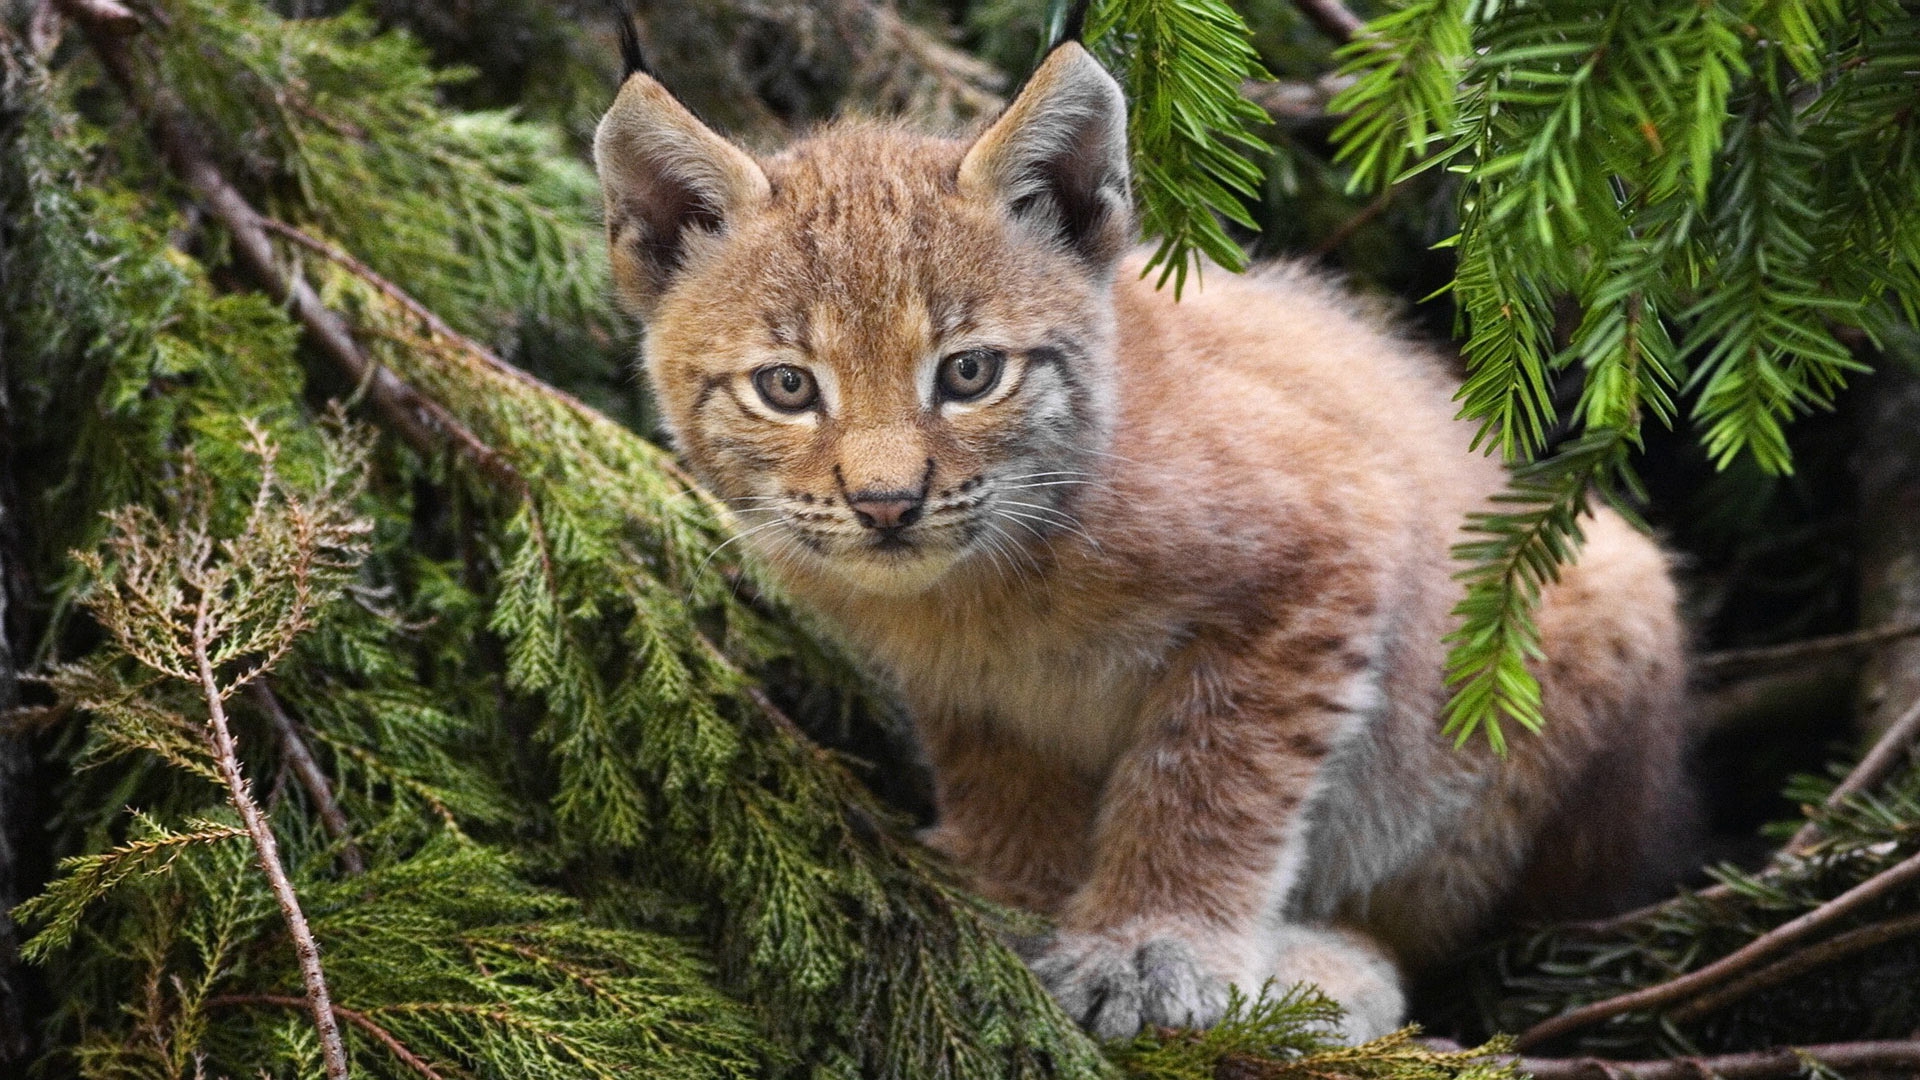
[1,2,1514,1078]
[1077,0,1274,293]
[1333,0,1920,747]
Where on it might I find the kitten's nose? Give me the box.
[847,491,924,531]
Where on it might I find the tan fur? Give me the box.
[596,44,1693,1042]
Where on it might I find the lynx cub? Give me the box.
[595,41,1690,1041]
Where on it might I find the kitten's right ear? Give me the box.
[594,74,769,317]
[958,42,1131,267]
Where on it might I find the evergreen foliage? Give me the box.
[1332,0,1920,747]
[0,2,1513,1076]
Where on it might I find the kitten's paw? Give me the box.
[1030,932,1230,1040]
[1268,925,1406,1044]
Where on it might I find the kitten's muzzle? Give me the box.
[846,491,924,532]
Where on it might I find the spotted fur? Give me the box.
[596,43,1694,1042]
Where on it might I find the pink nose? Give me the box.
[847,494,923,531]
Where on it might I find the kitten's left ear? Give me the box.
[594,73,769,317]
[958,42,1132,268]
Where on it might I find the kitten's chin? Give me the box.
[755,534,970,596]
[819,545,968,595]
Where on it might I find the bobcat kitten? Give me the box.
[595,42,1691,1041]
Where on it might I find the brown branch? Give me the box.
[248,682,365,875]
[190,599,348,1080]
[1516,848,1920,1049]
[208,994,447,1080]
[1574,688,1920,937]
[1667,909,1920,1022]
[1289,0,1365,44]
[1698,621,1920,678]
[1786,692,1920,851]
[1421,1038,1920,1080]
[57,0,521,498]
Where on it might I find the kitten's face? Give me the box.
[597,46,1132,594]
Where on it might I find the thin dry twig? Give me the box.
[1667,909,1920,1022]
[1786,692,1920,851]
[1422,1037,1920,1080]
[192,602,349,1080]
[1699,621,1920,678]
[1289,0,1365,43]
[249,682,365,875]
[1517,848,1920,1049]
[208,994,447,1080]
[1577,688,1920,937]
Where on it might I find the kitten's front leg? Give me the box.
[917,718,1101,915]
[1030,635,1395,1040]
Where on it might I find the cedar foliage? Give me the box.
[4,0,1918,1076]
[0,0,1517,1076]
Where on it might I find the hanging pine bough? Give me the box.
[0,1,1532,1077]
[1333,0,1920,749]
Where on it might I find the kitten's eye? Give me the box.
[752,364,819,412]
[937,348,1005,402]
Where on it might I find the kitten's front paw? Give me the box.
[1030,931,1230,1040]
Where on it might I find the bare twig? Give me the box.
[192,601,349,1080]
[1517,848,1920,1049]
[249,682,365,875]
[1698,621,1920,678]
[1668,909,1920,1022]
[1420,1037,1920,1080]
[1786,692,1920,851]
[1289,0,1365,44]
[1575,688,1920,937]
[208,994,446,1080]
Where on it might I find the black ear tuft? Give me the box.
[1049,0,1094,49]
[609,1,650,80]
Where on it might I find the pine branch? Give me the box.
[1783,691,1920,852]
[1086,0,1272,294]
[1288,0,1364,44]
[1515,848,1920,1049]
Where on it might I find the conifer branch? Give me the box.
[249,681,365,875]
[57,0,521,497]
[1516,848,1920,1049]
[208,994,446,1080]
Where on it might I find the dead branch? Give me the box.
[1668,909,1920,1022]
[191,599,348,1080]
[1786,692,1920,851]
[1289,0,1365,44]
[1517,848,1920,1049]
[1420,1037,1920,1080]
[248,682,365,875]
[1575,687,1920,937]
[208,994,447,1080]
[1698,621,1920,679]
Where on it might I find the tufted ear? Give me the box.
[594,74,769,317]
[958,43,1132,268]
